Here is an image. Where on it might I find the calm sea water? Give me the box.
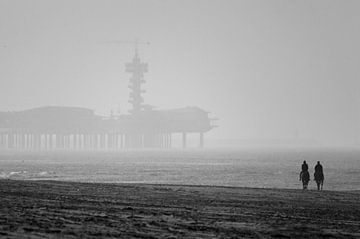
[0,148,359,191]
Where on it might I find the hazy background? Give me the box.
[0,0,359,147]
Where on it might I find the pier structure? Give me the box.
[0,51,215,150]
[0,106,212,150]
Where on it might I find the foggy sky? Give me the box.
[0,0,359,146]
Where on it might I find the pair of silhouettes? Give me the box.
[300,161,324,190]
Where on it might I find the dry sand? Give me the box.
[0,180,359,238]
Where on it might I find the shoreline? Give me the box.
[9,178,360,192]
[1,179,360,238]
[20,178,360,192]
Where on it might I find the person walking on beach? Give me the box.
[314,161,324,190]
[300,161,310,190]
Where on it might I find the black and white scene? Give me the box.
[1,0,360,238]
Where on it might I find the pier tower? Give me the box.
[125,51,148,114]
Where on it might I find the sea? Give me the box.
[0,148,359,191]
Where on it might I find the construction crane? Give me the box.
[97,39,150,55]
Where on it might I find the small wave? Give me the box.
[9,171,27,176]
[0,171,28,179]
[38,171,56,177]
[0,171,56,179]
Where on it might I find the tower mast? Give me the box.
[125,41,149,114]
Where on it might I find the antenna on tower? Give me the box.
[97,39,150,114]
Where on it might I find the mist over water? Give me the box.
[1,149,359,191]
[1,1,360,189]
[1,0,360,146]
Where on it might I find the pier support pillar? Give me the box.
[182,132,187,148]
[0,133,5,149]
[120,134,124,149]
[114,134,119,149]
[8,133,14,149]
[100,134,105,149]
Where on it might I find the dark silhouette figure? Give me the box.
[314,161,324,190]
[300,161,310,190]
[302,160,308,172]
[300,170,310,190]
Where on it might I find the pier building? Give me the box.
[0,52,215,150]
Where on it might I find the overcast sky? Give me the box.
[0,0,359,146]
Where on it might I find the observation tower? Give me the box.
[125,51,148,114]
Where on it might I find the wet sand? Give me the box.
[0,180,359,238]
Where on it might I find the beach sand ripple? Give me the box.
[0,180,359,238]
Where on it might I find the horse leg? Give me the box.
[304,182,308,190]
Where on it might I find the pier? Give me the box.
[0,51,215,150]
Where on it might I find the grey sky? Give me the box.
[0,0,359,145]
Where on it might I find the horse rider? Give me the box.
[302,160,309,172]
[314,161,324,190]
[300,161,310,190]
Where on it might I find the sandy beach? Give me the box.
[0,180,359,238]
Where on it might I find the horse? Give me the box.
[299,170,310,190]
[314,171,324,190]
